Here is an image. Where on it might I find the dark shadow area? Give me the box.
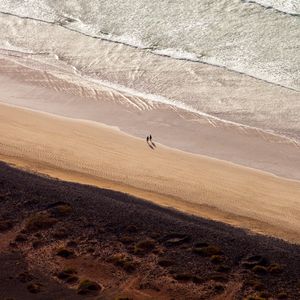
[147,141,154,149]
[0,251,81,300]
[0,161,300,299]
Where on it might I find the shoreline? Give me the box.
[1,51,299,144]
[1,4,299,298]
[0,58,300,181]
[1,106,300,185]
[1,103,300,244]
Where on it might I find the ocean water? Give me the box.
[244,0,300,15]
[0,0,299,141]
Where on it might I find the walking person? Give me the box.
[146,136,149,143]
[149,134,156,147]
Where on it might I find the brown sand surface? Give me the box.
[0,57,300,181]
[0,103,300,244]
[1,162,300,299]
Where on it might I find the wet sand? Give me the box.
[0,103,300,244]
[0,58,300,181]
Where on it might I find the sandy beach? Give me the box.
[1,57,300,181]
[1,102,300,244]
[1,2,300,299]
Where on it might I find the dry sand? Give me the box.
[0,58,300,181]
[0,103,300,244]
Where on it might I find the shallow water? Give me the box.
[0,0,299,142]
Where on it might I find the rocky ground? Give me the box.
[0,161,299,300]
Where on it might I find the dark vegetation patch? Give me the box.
[17,272,34,283]
[246,296,267,300]
[216,264,231,273]
[268,263,283,274]
[193,244,222,256]
[15,233,27,243]
[56,268,79,284]
[77,279,101,295]
[214,284,225,293]
[32,239,43,249]
[252,265,268,276]
[210,255,224,264]
[133,239,156,255]
[0,220,13,232]
[25,213,57,232]
[66,240,78,248]
[27,283,43,294]
[207,272,228,283]
[108,253,137,272]
[47,201,73,217]
[246,279,265,291]
[52,227,69,239]
[277,292,289,299]
[242,255,270,269]
[125,225,138,233]
[157,258,174,267]
[173,273,203,284]
[56,247,75,259]
[120,235,136,245]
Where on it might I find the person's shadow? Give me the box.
[146,136,157,150]
[147,141,154,149]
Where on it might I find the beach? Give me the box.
[0,1,300,298]
[1,102,300,244]
[1,58,300,181]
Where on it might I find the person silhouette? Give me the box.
[149,134,152,142]
[146,136,149,142]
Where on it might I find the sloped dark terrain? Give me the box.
[0,161,299,299]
